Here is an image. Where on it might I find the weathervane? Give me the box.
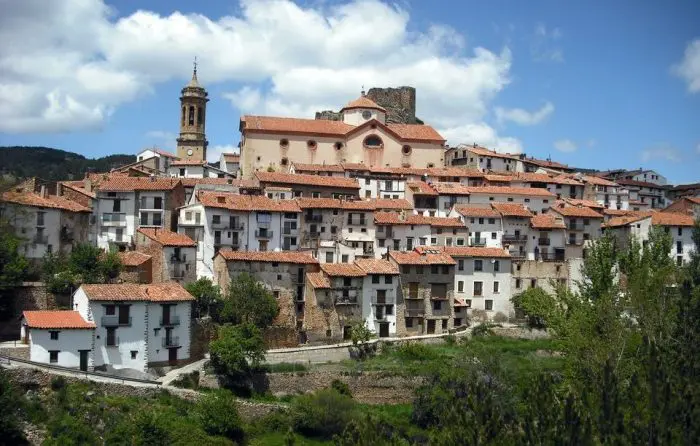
[193,56,198,77]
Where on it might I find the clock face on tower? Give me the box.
[187,149,193,156]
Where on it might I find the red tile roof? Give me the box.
[307,271,331,289]
[427,167,485,178]
[23,311,95,329]
[617,179,667,189]
[406,181,438,196]
[98,177,182,192]
[320,263,366,277]
[551,206,604,218]
[292,163,345,173]
[562,198,605,209]
[484,174,512,182]
[296,198,343,209]
[217,250,319,264]
[155,149,179,159]
[522,157,570,170]
[421,216,467,228]
[81,282,195,302]
[60,181,97,199]
[118,251,151,267]
[389,249,456,265]
[453,205,501,218]
[179,178,259,188]
[197,191,301,212]
[581,175,618,187]
[467,146,519,160]
[430,182,472,195]
[443,246,511,258]
[605,214,651,228]
[373,212,463,228]
[255,172,359,189]
[354,258,400,275]
[341,95,386,112]
[651,212,695,227]
[138,228,196,247]
[466,186,556,197]
[384,123,445,143]
[490,203,533,218]
[1,191,91,213]
[530,214,566,229]
[340,198,413,211]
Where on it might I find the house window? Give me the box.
[516,279,522,289]
[406,318,413,328]
[678,227,683,236]
[131,351,138,359]
[474,281,483,296]
[325,252,334,263]
[491,232,497,240]
[458,281,464,292]
[433,301,442,311]
[384,275,392,284]
[372,275,380,284]
[416,266,423,274]
[456,238,464,246]
[485,300,493,311]
[273,291,280,299]
[363,135,383,147]
[179,168,186,177]
[307,140,317,149]
[458,259,464,271]
[280,138,289,147]
[50,331,59,340]
[474,260,483,271]
[442,265,449,274]
[341,255,349,263]
[531,279,537,288]
[49,351,59,363]
[431,265,439,274]
[212,215,221,224]
[493,282,500,293]
[402,266,410,274]
[106,328,116,346]
[494,260,500,272]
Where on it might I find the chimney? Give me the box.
[150,175,156,182]
[84,178,92,193]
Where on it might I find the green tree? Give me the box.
[0,224,29,291]
[349,321,374,360]
[195,389,245,443]
[185,277,221,318]
[511,286,561,329]
[41,243,122,293]
[209,323,266,392]
[220,273,278,328]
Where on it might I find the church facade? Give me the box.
[239,93,446,179]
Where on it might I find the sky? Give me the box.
[0,0,699,183]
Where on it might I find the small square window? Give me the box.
[277,274,282,280]
[485,300,493,311]
[273,291,280,299]
[372,275,380,284]
[131,350,138,359]
[49,351,59,363]
[384,275,392,284]
[491,232,497,240]
[50,331,59,340]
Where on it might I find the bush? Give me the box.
[444,334,457,345]
[50,376,67,391]
[262,362,308,374]
[196,389,245,443]
[290,388,358,439]
[395,342,439,361]
[472,322,496,337]
[209,323,266,393]
[331,379,352,398]
[171,371,200,390]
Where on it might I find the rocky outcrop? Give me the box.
[315,86,424,125]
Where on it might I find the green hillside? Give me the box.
[0,146,135,182]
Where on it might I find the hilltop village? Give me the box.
[3,68,699,372]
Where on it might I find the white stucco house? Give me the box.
[355,258,401,338]
[21,311,96,370]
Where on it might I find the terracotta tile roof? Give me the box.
[530,214,566,229]
[138,228,196,247]
[431,182,473,195]
[385,123,445,143]
[340,198,413,211]
[342,200,381,211]
[1,191,91,213]
[179,178,259,188]
[484,174,512,182]
[296,198,343,209]
[292,163,345,173]
[197,191,301,212]
[421,216,465,228]
[255,172,359,189]
[651,212,695,227]
[443,246,511,258]
[467,146,519,160]
[118,251,151,266]
[581,175,618,187]
[98,177,182,192]
[617,179,667,189]
[490,203,533,218]
[341,95,386,112]
[427,167,485,178]
[551,206,604,218]
[341,163,372,171]
[687,196,700,205]
[406,181,438,196]
[320,263,366,277]
[453,205,501,218]
[217,250,319,264]
[551,175,584,186]
[242,115,354,137]
[155,149,179,159]
[370,166,428,176]
[466,186,556,197]
[374,211,416,225]
[604,209,636,217]
[81,282,195,302]
[522,157,570,170]
[605,214,651,228]
[389,249,456,265]
[23,311,95,329]
[563,198,604,209]
[60,181,97,199]
[307,271,330,289]
[354,258,399,275]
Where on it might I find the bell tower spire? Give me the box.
[177,58,209,161]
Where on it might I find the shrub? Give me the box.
[331,379,352,398]
[444,334,457,345]
[263,362,308,373]
[50,376,67,391]
[472,322,496,337]
[196,389,245,443]
[290,388,358,439]
[395,342,438,361]
[171,371,200,390]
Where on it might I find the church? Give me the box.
[238,92,447,179]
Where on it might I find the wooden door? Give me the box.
[427,320,436,334]
[379,323,389,338]
[79,350,89,371]
[168,348,178,364]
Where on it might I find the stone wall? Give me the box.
[59,184,93,209]
[0,283,69,341]
[190,317,217,360]
[314,86,422,125]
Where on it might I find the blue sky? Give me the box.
[0,0,698,183]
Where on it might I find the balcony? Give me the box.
[255,230,273,239]
[347,219,366,226]
[404,308,425,317]
[305,214,323,223]
[372,296,395,305]
[508,251,527,259]
[568,223,581,231]
[431,290,453,301]
[170,255,187,263]
[335,297,359,305]
[162,336,180,348]
[469,238,486,247]
[101,213,126,226]
[101,316,132,327]
[540,252,566,262]
[376,230,394,239]
[502,234,527,243]
[160,315,180,326]
[283,227,298,235]
[538,238,551,246]
[33,234,49,244]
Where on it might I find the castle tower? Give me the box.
[176,61,209,161]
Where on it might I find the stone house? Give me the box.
[388,248,456,336]
[355,258,401,338]
[135,228,197,284]
[529,214,567,261]
[549,205,604,259]
[490,203,534,260]
[117,251,152,284]
[663,196,700,219]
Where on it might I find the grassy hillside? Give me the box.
[0,146,135,182]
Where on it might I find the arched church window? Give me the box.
[363,135,383,148]
[197,107,203,126]
[188,106,195,126]
[402,145,412,155]
[181,107,186,126]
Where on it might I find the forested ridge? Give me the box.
[0,146,134,182]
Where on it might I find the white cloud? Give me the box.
[441,123,522,154]
[672,39,700,93]
[0,0,520,150]
[554,139,577,153]
[208,144,238,163]
[495,101,554,126]
[531,23,563,63]
[640,145,681,163]
[145,130,177,150]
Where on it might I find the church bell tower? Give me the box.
[176,60,209,161]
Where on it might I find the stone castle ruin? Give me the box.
[315,86,424,125]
